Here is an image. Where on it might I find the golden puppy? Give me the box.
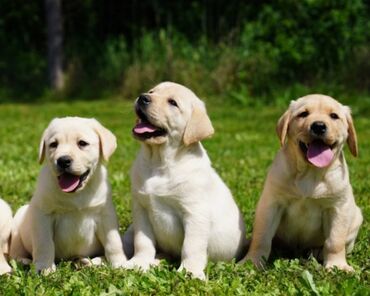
[122,82,247,279]
[0,198,12,274]
[243,94,363,272]
[10,117,126,273]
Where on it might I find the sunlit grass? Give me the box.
[0,96,368,295]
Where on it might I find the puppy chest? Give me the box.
[146,201,184,256]
[53,213,101,259]
[277,200,325,247]
[137,174,182,200]
[294,169,347,199]
[137,177,187,255]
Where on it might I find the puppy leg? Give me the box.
[97,229,127,268]
[9,231,29,264]
[242,193,283,268]
[10,205,30,263]
[346,206,363,254]
[178,214,210,280]
[122,200,158,271]
[122,225,172,261]
[0,251,11,275]
[96,203,127,268]
[323,207,354,272]
[0,200,12,274]
[0,231,11,275]
[31,207,56,274]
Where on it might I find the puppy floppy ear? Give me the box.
[90,119,117,161]
[38,129,47,164]
[344,106,358,157]
[183,105,214,146]
[276,109,291,146]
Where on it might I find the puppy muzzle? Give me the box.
[132,103,167,141]
[57,170,90,193]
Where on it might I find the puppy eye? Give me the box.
[148,90,154,94]
[78,140,89,148]
[298,111,309,118]
[49,141,58,148]
[330,113,339,119]
[168,98,178,107]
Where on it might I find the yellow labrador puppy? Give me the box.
[243,95,363,271]
[0,198,12,274]
[122,82,247,279]
[10,117,126,273]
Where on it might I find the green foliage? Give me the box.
[237,0,370,94]
[0,96,369,294]
[1,1,370,101]
[0,1,45,99]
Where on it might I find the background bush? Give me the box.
[0,0,369,101]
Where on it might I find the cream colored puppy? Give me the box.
[123,82,247,279]
[10,117,126,273]
[0,198,12,274]
[243,95,363,272]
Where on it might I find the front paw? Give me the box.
[325,262,354,272]
[0,263,11,275]
[35,262,56,274]
[79,256,105,267]
[178,263,206,280]
[122,257,159,272]
[111,257,128,269]
[106,253,127,268]
[241,254,266,270]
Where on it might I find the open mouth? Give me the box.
[299,139,336,168]
[58,170,90,193]
[132,106,167,140]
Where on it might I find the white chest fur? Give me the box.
[274,164,349,247]
[137,173,185,256]
[53,210,102,259]
[276,198,328,247]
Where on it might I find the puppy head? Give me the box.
[39,117,117,193]
[277,94,357,168]
[132,81,214,146]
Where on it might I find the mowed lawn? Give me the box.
[0,96,369,295]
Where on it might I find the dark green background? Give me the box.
[1,0,369,101]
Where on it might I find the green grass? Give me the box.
[0,96,369,295]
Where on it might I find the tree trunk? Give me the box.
[45,0,64,90]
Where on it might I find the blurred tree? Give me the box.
[45,0,64,90]
[0,0,369,100]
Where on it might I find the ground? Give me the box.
[0,96,368,295]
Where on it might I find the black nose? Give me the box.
[57,156,73,169]
[311,121,327,136]
[138,94,151,106]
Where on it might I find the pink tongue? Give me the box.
[58,174,80,193]
[307,141,334,168]
[133,122,157,134]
